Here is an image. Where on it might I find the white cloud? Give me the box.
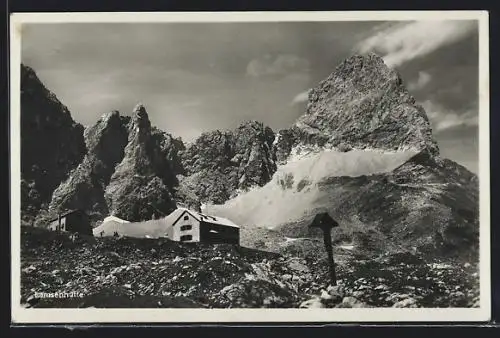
[291,89,310,105]
[355,20,477,67]
[408,71,432,91]
[420,100,478,131]
[246,54,310,78]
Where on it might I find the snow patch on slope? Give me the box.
[93,209,186,238]
[284,146,416,179]
[204,149,417,229]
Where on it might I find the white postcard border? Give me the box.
[10,10,491,324]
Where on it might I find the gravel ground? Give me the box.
[20,226,479,308]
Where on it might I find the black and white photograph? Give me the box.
[10,11,490,323]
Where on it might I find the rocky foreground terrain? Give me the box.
[21,227,479,308]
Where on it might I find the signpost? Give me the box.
[309,212,340,286]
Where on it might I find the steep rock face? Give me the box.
[151,126,185,179]
[274,53,439,163]
[179,121,277,204]
[233,122,277,189]
[275,151,478,259]
[20,64,86,223]
[48,111,129,222]
[104,105,179,221]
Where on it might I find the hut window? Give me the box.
[183,215,189,221]
[181,225,192,231]
[180,235,192,242]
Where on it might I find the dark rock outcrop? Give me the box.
[48,111,129,222]
[20,64,86,224]
[104,104,179,221]
[274,53,439,163]
[233,122,277,190]
[179,120,277,204]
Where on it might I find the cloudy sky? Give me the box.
[21,20,479,173]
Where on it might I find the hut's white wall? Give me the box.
[172,213,200,242]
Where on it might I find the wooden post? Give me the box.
[309,212,339,286]
[322,228,337,286]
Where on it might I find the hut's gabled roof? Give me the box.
[172,208,240,228]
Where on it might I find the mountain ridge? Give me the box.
[20,53,479,258]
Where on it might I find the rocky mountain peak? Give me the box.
[306,53,407,107]
[237,120,265,130]
[274,53,439,162]
[329,52,391,79]
[48,109,129,222]
[20,63,86,224]
[101,110,121,123]
[84,110,126,153]
[100,104,179,221]
[235,120,275,143]
[46,102,182,223]
[178,120,277,204]
[132,103,148,118]
[129,103,151,133]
